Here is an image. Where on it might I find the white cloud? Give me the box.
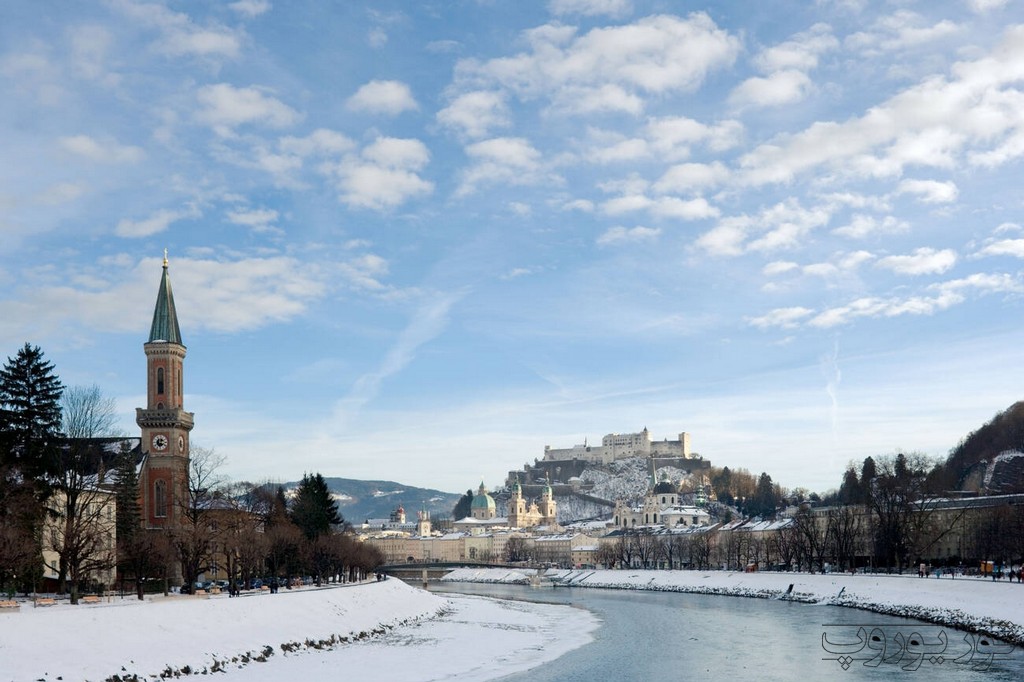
[967,0,1009,12]
[897,179,959,203]
[230,1,272,18]
[367,27,388,48]
[457,137,546,196]
[437,91,510,139]
[738,25,1024,185]
[697,199,831,256]
[596,225,661,246]
[754,23,838,73]
[846,11,961,54]
[747,307,815,329]
[586,136,649,164]
[196,84,302,136]
[807,273,1021,328]
[452,13,740,116]
[833,214,909,238]
[563,199,595,212]
[226,208,280,233]
[876,247,957,275]
[0,255,329,343]
[113,0,242,59]
[346,80,418,115]
[332,137,434,210]
[729,70,813,109]
[550,84,643,116]
[599,194,718,220]
[653,161,729,193]
[339,253,390,291]
[115,206,200,238]
[278,129,354,159]
[644,117,743,160]
[975,239,1024,259]
[59,135,144,163]
[36,182,86,205]
[763,261,799,276]
[548,0,633,18]
[69,25,120,86]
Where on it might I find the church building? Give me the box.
[136,253,194,530]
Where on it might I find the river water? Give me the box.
[432,582,1024,681]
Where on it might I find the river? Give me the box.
[432,582,1024,681]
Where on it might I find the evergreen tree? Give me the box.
[0,343,64,478]
[452,488,474,520]
[290,473,343,540]
[838,466,861,504]
[860,456,877,492]
[752,472,777,518]
[114,444,141,550]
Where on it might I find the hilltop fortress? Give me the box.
[506,427,710,497]
[542,427,694,465]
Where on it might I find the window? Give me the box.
[154,480,168,518]
[157,367,165,394]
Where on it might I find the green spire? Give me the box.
[148,250,183,345]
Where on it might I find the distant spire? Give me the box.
[148,252,183,345]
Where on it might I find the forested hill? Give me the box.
[938,401,1024,493]
[280,477,461,523]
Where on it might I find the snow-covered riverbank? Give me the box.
[0,580,598,682]
[443,567,1024,645]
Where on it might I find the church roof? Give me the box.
[148,254,183,345]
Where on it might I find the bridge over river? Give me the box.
[380,562,527,584]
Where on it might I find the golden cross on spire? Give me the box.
[163,248,169,267]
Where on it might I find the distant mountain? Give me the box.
[939,401,1024,494]
[280,477,461,523]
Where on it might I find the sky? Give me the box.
[3,0,1024,495]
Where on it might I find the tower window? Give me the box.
[154,480,168,518]
[157,367,165,395]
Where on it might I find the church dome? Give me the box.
[472,482,496,510]
[653,479,676,494]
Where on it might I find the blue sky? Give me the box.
[3,0,1024,495]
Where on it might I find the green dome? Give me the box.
[472,482,495,509]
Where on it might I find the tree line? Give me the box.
[0,343,382,601]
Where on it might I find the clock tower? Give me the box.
[136,252,194,529]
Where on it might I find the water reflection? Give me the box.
[431,582,1023,681]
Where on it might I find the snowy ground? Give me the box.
[444,567,1024,644]
[0,580,597,682]
[7,568,1023,681]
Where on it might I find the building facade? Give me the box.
[507,479,558,529]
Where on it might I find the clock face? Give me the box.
[152,434,168,451]
[178,435,185,452]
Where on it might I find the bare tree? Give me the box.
[45,385,120,602]
[595,540,620,568]
[0,473,43,594]
[172,445,225,591]
[690,529,714,569]
[827,506,865,571]
[794,509,829,572]
[504,535,532,564]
